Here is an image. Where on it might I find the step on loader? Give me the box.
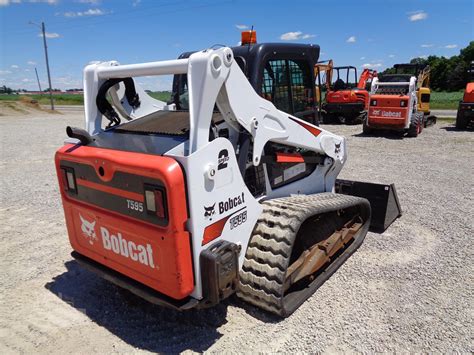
[56,38,400,317]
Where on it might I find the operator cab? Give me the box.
[171,42,320,125]
[329,66,358,91]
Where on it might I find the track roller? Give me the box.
[237,193,371,317]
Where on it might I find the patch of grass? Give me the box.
[2,90,459,109]
[1,92,173,106]
[0,94,21,101]
[0,94,84,105]
[430,91,463,109]
[148,91,172,102]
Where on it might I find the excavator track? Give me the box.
[237,193,371,317]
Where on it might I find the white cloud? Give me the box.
[0,70,12,75]
[21,78,30,82]
[421,44,433,48]
[63,8,107,17]
[280,31,302,40]
[388,54,395,58]
[76,0,100,4]
[360,56,366,60]
[4,0,60,4]
[29,0,59,3]
[235,24,248,30]
[445,44,458,49]
[27,60,37,65]
[132,0,141,7]
[409,11,428,22]
[280,31,315,41]
[362,63,382,69]
[346,36,356,43]
[11,64,19,69]
[39,32,60,38]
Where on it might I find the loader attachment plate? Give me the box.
[335,179,402,233]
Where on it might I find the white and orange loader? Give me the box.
[55,45,379,317]
[363,68,427,137]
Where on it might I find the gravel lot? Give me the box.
[1,106,473,353]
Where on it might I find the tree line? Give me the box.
[382,41,473,92]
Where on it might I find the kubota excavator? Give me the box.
[456,61,474,129]
[315,61,377,124]
[55,33,401,317]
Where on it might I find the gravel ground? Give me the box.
[0,107,473,353]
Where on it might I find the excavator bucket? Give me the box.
[335,179,402,233]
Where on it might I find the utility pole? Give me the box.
[41,22,54,110]
[29,21,54,110]
[34,67,42,92]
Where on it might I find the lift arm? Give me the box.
[82,47,346,173]
[357,69,377,89]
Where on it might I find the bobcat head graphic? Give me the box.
[80,214,98,245]
[204,204,216,220]
[335,142,342,154]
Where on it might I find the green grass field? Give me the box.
[0,94,84,105]
[0,91,172,106]
[0,90,463,109]
[429,91,463,109]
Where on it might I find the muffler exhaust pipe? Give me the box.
[66,126,92,145]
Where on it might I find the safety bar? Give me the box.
[96,58,189,79]
[375,82,411,86]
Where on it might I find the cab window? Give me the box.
[261,59,314,116]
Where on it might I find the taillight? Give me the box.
[145,186,166,219]
[400,100,407,107]
[61,167,77,193]
[370,99,377,106]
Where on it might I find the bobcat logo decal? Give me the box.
[80,214,98,245]
[204,204,216,220]
[335,142,342,154]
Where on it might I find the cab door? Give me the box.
[260,58,318,124]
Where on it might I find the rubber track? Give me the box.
[237,192,370,317]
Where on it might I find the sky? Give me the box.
[0,0,473,91]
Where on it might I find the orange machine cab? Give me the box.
[368,95,410,129]
[464,82,474,103]
[327,90,369,108]
[55,144,194,300]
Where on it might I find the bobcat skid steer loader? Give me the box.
[56,46,373,317]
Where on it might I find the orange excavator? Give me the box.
[315,61,377,124]
[456,61,474,129]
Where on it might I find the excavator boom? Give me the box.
[357,69,377,89]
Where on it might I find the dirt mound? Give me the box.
[0,98,59,117]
